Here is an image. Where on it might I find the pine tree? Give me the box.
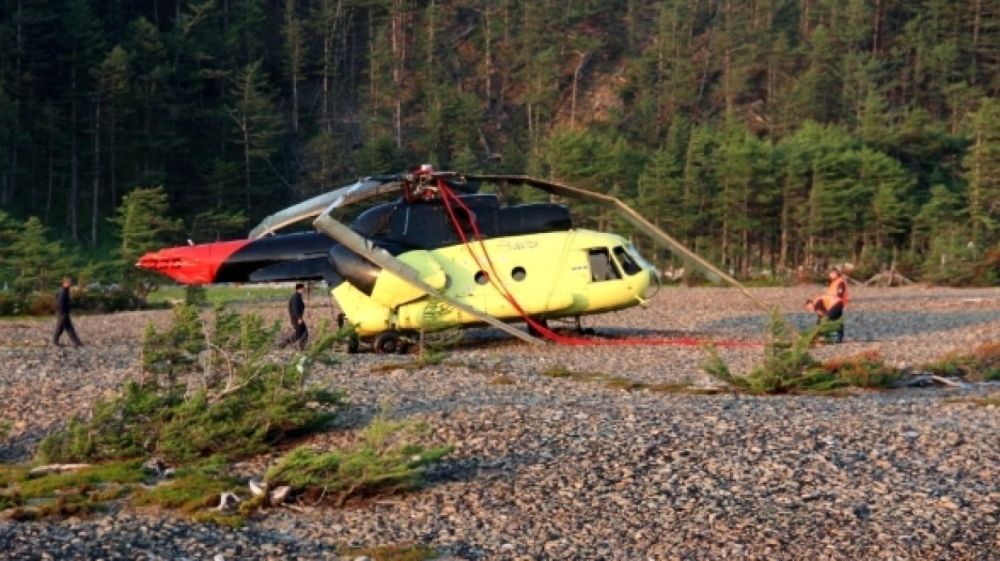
[9,217,68,295]
[226,60,282,214]
[109,186,182,300]
[963,98,1000,245]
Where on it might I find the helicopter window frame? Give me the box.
[613,246,643,276]
[587,248,622,282]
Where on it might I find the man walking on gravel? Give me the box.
[805,267,848,343]
[52,276,83,348]
[279,283,308,350]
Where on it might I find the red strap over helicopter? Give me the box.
[433,177,759,349]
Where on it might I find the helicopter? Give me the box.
[138,165,764,353]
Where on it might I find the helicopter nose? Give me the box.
[137,239,251,284]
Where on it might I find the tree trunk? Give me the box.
[45,135,54,224]
[392,0,405,149]
[972,0,981,84]
[92,99,101,247]
[70,57,79,240]
[483,5,492,111]
[570,51,589,129]
[109,98,117,208]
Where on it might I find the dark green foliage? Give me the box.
[184,285,209,307]
[265,414,452,506]
[108,187,183,302]
[5,218,70,295]
[704,312,899,394]
[0,2,995,285]
[141,305,205,384]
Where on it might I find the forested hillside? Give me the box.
[0,0,997,285]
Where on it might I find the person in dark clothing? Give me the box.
[53,276,83,347]
[279,283,308,350]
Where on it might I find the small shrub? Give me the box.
[265,414,451,507]
[924,341,1000,382]
[184,285,209,307]
[38,305,341,465]
[821,350,900,388]
[14,307,451,525]
[0,420,11,440]
[0,294,17,315]
[705,312,899,394]
[133,471,237,513]
[417,300,463,359]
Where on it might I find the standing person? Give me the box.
[805,267,848,343]
[53,276,83,347]
[279,283,308,350]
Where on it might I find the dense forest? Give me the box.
[0,0,997,289]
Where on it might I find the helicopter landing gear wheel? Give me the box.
[374,331,408,354]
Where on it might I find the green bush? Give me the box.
[924,341,1000,382]
[265,414,452,506]
[704,312,899,393]
[37,305,342,465]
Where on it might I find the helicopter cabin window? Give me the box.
[613,246,643,276]
[588,248,621,282]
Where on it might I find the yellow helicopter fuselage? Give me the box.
[333,229,656,336]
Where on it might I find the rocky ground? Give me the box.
[0,285,998,560]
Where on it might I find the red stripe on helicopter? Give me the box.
[435,179,760,349]
[136,239,252,285]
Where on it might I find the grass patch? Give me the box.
[133,471,238,513]
[146,285,290,307]
[923,341,1000,382]
[0,420,11,439]
[265,414,452,507]
[15,461,145,498]
[0,461,145,519]
[705,311,899,394]
[338,544,439,561]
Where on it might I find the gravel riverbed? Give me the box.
[1,285,998,560]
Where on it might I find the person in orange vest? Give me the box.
[805,267,847,343]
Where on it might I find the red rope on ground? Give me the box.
[435,179,759,348]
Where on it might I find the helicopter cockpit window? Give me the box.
[613,246,643,276]
[588,248,621,282]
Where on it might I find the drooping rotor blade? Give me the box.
[469,174,769,312]
[249,176,403,239]
[313,213,543,345]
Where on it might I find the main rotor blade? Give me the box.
[469,174,768,312]
[313,213,543,346]
[249,177,403,239]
